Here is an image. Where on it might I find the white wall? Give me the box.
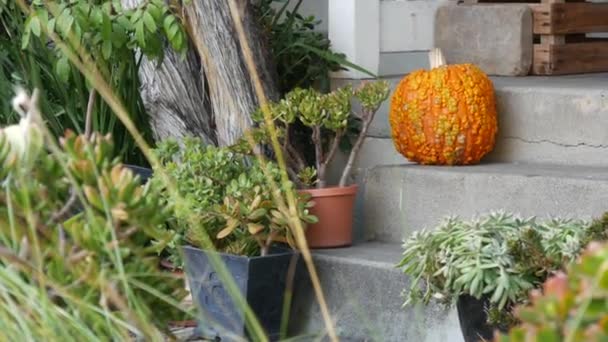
[274,0,446,78]
[380,0,447,52]
[271,0,329,33]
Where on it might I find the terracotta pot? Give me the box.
[300,184,358,248]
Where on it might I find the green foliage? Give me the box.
[20,0,187,63]
[496,241,608,342]
[252,0,380,183]
[398,212,601,327]
[268,82,387,132]
[297,166,318,188]
[0,117,187,339]
[255,0,349,94]
[1,0,187,165]
[150,137,317,262]
[356,80,393,113]
[248,81,390,187]
[583,211,608,246]
[254,0,375,95]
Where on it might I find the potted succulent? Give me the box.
[150,137,317,340]
[250,81,390,248]
[397,212,608,342]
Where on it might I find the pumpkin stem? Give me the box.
[429,48,447,69]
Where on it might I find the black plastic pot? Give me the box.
[124,164,152,184]
[182,245,300,341]
[457,295,508,342]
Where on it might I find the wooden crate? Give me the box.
[530,0,608,75]
[459,0,608,75]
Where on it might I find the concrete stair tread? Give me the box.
[311,241,403,268]
[291,242,461,342]
[491,73,608,92]
[374,162,608,181]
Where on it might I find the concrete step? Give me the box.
[363,162,608,243]
[334,73,608,169]
[290,242,462,342]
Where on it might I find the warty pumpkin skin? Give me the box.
[389,52,498,165]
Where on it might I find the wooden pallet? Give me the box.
[531,0,608,75]
[459,0,608,75]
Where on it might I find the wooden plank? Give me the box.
[532,44,552,74]
[534,35,606,44]
[541,35,565,44]
[532,3,608,34]
[534,0,566,47]
[530,4,552,33]
[533,41,608,75]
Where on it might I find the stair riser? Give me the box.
[334,77,608,167]
[363,166,608,243]
[487,87,608,166]
[290,256,462,342]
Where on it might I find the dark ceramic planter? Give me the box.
[124,164,152,184]
[457,295,508,342]
[182,245,300,341]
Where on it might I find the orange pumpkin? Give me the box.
[389,49,498,165]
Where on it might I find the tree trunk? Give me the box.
[122,0,216,145]
[123,0,278,147]
[137,49,217,144]
[184,0,279,146]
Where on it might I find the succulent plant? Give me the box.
[398,212,600,327]
[496,241,608,342]
[0,90,187,339]
[246,81,390,189]
[151,137,317,260]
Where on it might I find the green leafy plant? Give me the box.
[1,0,187,165]
[0,89,187,340]
[14,0,346,338]
[254,0,374,94]
[243,81,390,189]
[398,212,604,327]
[20,0,187,69]
[496,241,608,342]
[252,0,380,182]
[150,137,317,264]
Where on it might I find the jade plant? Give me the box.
[150,137,317,265]
[496,240,608,342]
[244,81,390,188]
[0,89,187,339]
[398,212,606,327]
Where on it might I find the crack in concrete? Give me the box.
[365,135,608,149]
[504,136,608,149]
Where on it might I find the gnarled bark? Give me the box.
[122,0,216,145]
[124,0,278,147]
[184,0,279,146]
[137,48,216,144]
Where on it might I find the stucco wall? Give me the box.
[272,0,451,77]
[272,0,328,33]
